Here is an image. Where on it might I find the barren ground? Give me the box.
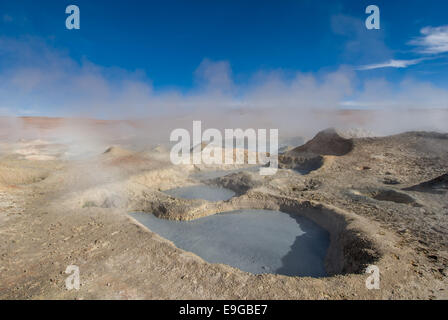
[0,118,447,299]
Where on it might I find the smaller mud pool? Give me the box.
[130,209,330,277]
[163,185,235,202]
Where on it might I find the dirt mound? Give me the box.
[103,146,134,157]
[190,143,267,166]
[288,128,354,156]
[370,189,420,205]
[213,172,262,194]
[0,164,49,186]
[400,131,448,140]
[278,154,324,174]
[278,129,353,173]
[151,145,169,153]
[101,146,158,172]
[404,173,448,194]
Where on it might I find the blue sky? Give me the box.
[0,0,448,117]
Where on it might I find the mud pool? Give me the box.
[130,209,330,277]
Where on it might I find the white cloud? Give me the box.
[342,78,448,110]
[0,37,357,119]
[0,37,447,137]
[409,25,448,54]
[357,58,424,70]
[357,25,448,71]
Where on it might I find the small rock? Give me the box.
[383,177,400,185]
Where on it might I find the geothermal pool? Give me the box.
[130,209,330,277]
[163,185,236,202]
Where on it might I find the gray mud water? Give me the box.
[163,185,235,201]
[130,209,330,277]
